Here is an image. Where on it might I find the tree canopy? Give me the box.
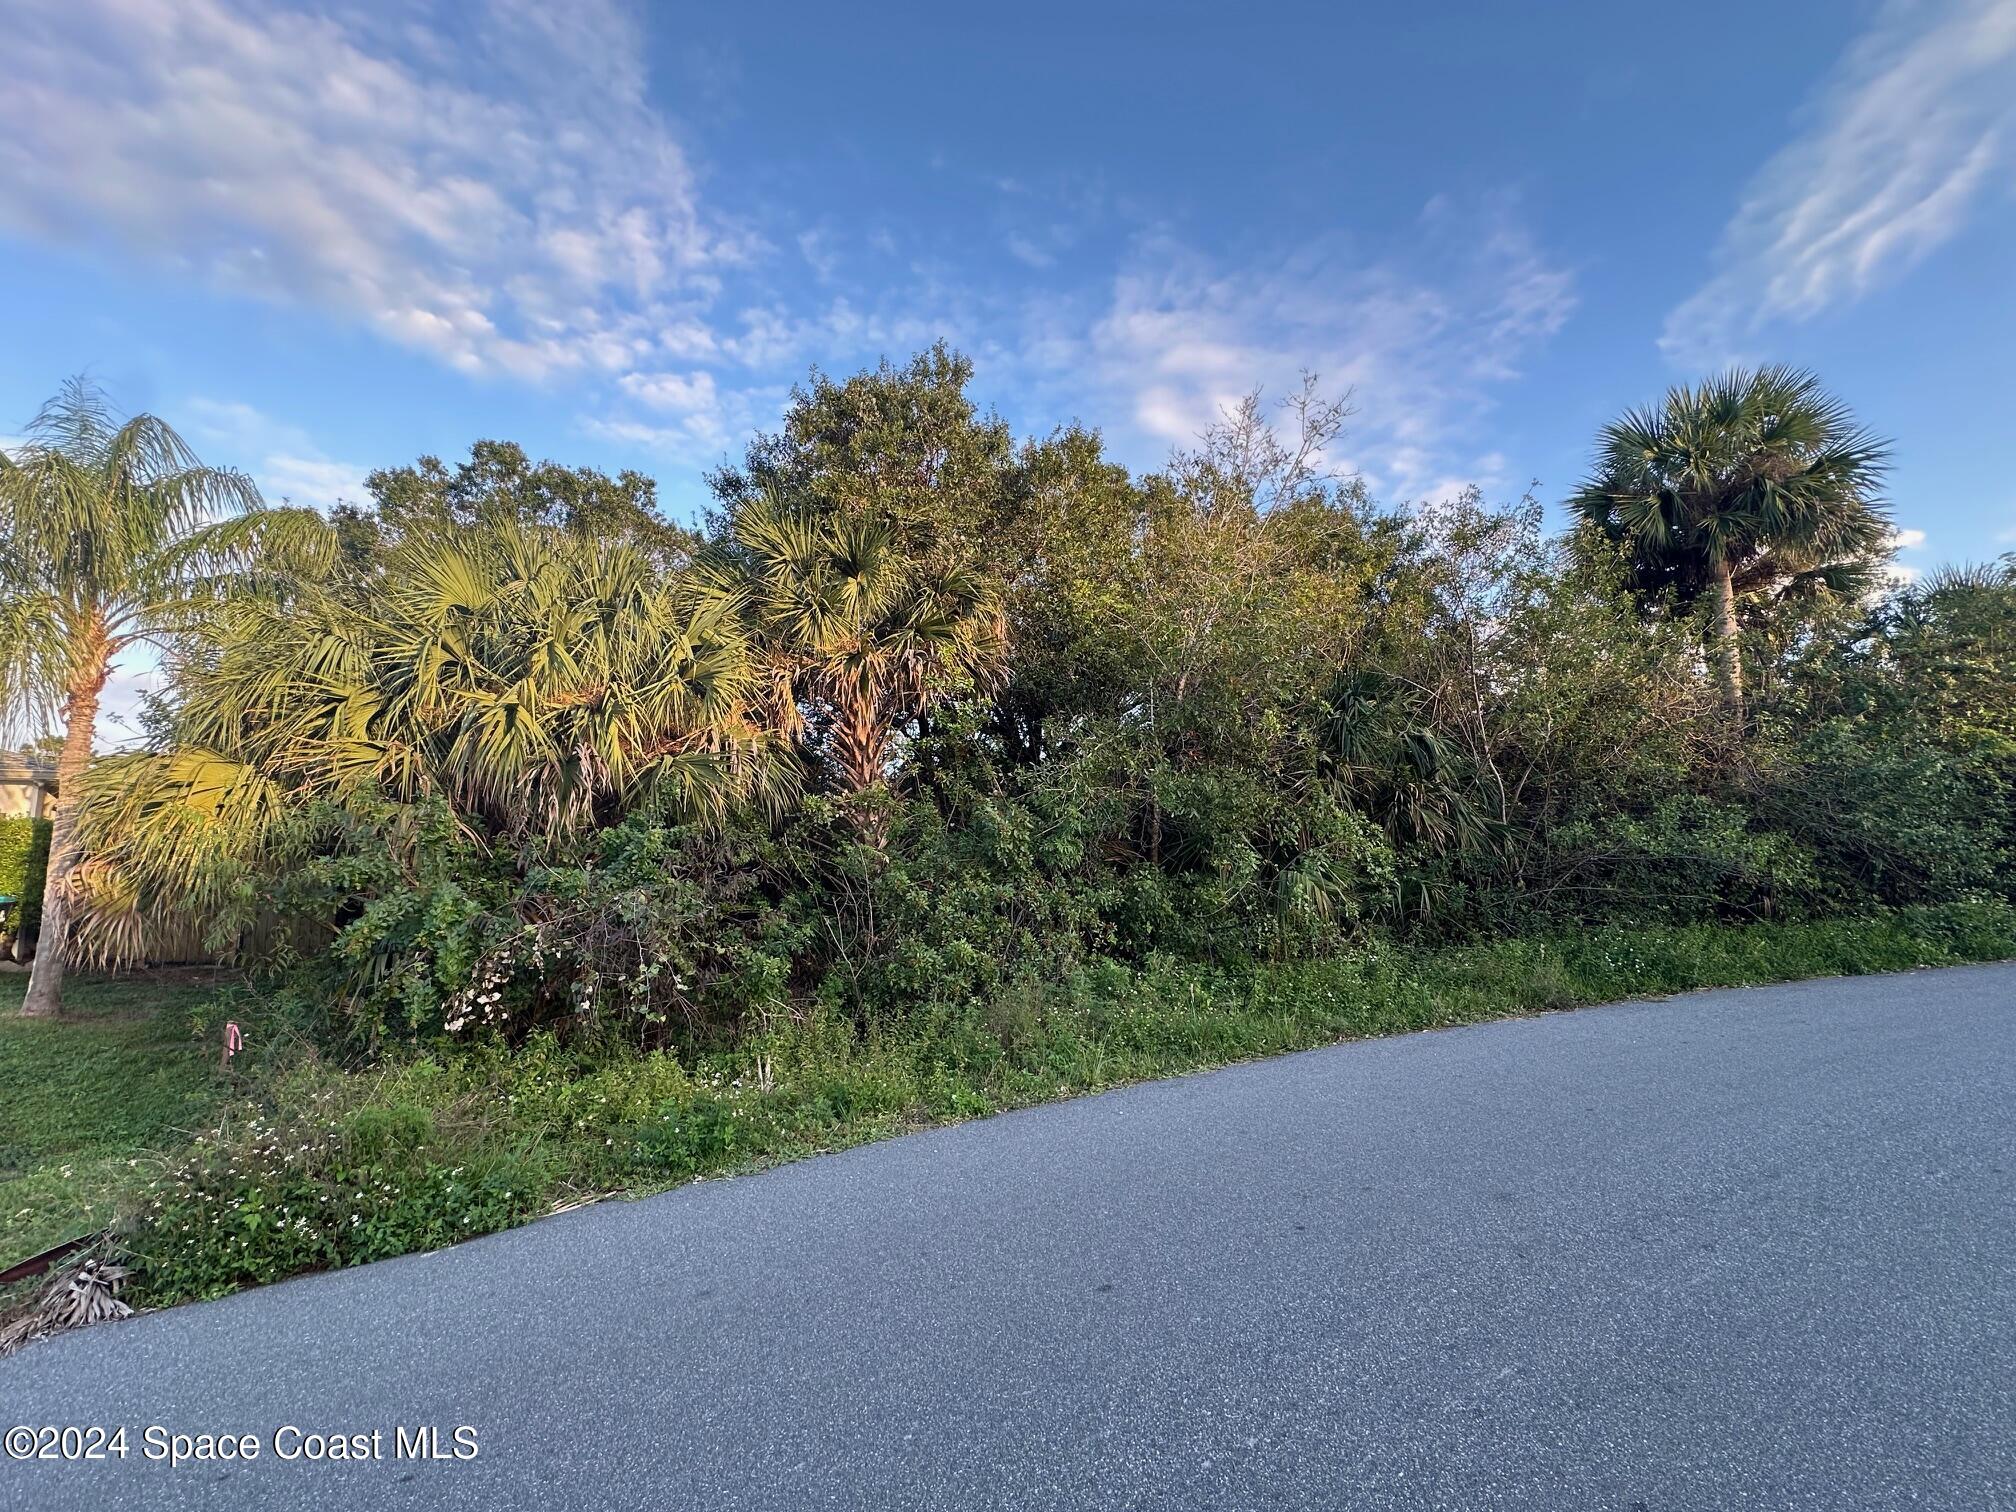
[8,354,2001,1045]
[1570,365,1892,714]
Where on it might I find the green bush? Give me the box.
[124,1067,553,1302]
[1759,720,2008,906]
[0,816,51,951]
[3,349,2006,1324]
[1543,796,1825,923]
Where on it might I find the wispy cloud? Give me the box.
[580,378,793,468]
[181,398,370,513]
[796,229,841,283]
[618,371,721,415]
[0,2,1575,509]
[1006,236,1058,270]
[0,0,744,381]
[1052,197,1574,499]
[1663,0,2016,366]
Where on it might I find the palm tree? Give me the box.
[220,522,770,840]
[1570,366,1891,718]
[0,379,329,1015]
[64,521,783,968]
[721,492,1004,843]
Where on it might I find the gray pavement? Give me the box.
[2,962,2012,1510]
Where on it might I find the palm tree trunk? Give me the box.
[832,689,891,849]
[20,637,108,1017]
[1710,558,1745,719]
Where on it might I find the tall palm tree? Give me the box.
[0,379,329,1015]
[1570,366,1891,717]
[721,492,1004,843]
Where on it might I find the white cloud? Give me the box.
[0,1,1572,511]
[581,381,786,466]
[581,417,708,451]
[181,398,369,513]
[1880,524,1947,583]
[1416,451,1516,506]
[1662,0,2016,366]
[618,371,720,415]
[0,0,744,380]
[92,651,169,752]
[1006,236,1057,270]
[260,455,373,514]
[1063,198,1575,499]
[579,412,729,467]
[797,229,840,283]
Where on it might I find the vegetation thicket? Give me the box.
[3,350,2012,1309]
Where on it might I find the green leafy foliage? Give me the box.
[117,901,2016,1305]
[45,352,2011,1056]
[10,350,2011,1312]
[1570,365,1892,712]
[0,816,50,949]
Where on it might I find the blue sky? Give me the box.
[5,0,2014,590]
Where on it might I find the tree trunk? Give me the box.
[20,634,108,1017]
[1710,558,1745,719]
[831,687,891,850]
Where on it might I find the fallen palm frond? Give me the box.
[0,1248,132,1357]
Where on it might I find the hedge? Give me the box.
[0,816,52,951]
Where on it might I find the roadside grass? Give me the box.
[109,898,2016,1310]
[3,903,2010,1318]
[0,973,232,1262]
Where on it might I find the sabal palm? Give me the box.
[247,525,770,835]
[0,379,328,1014]
[724,493,1004,836]
[69,522,780,966]
[1570,366,1891,715]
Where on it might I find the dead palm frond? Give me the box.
[0,1252,132,1357]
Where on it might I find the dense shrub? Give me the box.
[127,1081,551,1300]
[0,816,51,953]
[1539,796,1823,923]
[3,342,2009,1329]
[1759,720,2006,906]
[49,353,2016,1056]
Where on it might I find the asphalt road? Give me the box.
[3,964,2012,1511]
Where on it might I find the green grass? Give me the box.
[4,900,2013,1312]
[0,972,233,1260]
